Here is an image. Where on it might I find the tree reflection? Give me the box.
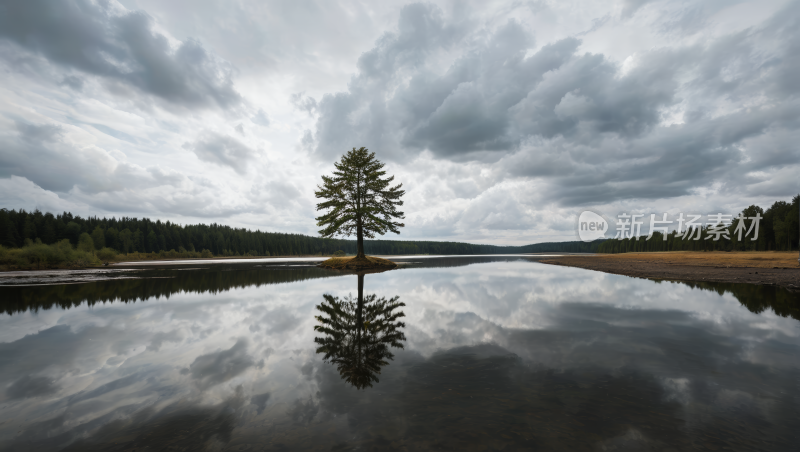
[314,274,406,389]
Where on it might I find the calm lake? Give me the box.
[0,256,798,451]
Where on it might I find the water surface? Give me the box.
[0,256,798,451]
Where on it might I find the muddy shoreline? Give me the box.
[541,255,800,292]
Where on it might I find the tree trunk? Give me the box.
[356,221,365,258]
[356,273,364,347]
[356,273,364,324]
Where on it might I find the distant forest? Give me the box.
[598,196,799,254]
[0,208,603,256]
[3,197,795,258]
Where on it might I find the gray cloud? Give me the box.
[310,6,681,163]
[508,46,680,140]
[146,330,183,352]
[189,338,254,389]
[0,325,81,382]
[0,0,242,109]
[67,373,142,405]
[91,123,142,144]
[621,0,655,19]
[0,121,184,194]
[259,306,303,335]
[248,180,307,212]
[183,131,259,174]
[290,92,318,115]
[9,384,246,451]
[5,375,59,399]
[288,396,319,424]
[250,109,271,127]
[60,74,84,91]
[250,392,270,415]
[313,3,466,161]
[309,1,800,210]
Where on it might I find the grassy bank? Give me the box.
[0,240,102,270]
[318,255,398,271]
[0,241,223,270]
[0,241,354,271]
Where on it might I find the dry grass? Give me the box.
[318,255,398,271]
[598,251,799,268]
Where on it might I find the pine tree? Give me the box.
[315,147,405,258]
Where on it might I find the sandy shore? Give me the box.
[541,251,800,292]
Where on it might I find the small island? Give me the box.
[314,147,405,271]
[318,254,398,271]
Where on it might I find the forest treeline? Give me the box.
[1,195,794,266]
[0,208,602,264]
[597,196,799,254]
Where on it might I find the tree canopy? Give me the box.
[315,147,405,257]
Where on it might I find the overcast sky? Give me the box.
[1,0,798,245]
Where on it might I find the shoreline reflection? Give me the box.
[1,258,798,323]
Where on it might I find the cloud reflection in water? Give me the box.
[0,257,797,450]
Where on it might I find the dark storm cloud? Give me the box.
[189,338,254,389]
[0,0,241,109]
[183,131,259,174]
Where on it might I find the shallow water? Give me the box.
[0,256,798,451]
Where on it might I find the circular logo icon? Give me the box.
[577,210,608,242]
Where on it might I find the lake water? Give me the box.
[0,256,798,451]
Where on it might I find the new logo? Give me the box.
[578,210,608,242]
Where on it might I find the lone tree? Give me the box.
[315,147,405,258]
